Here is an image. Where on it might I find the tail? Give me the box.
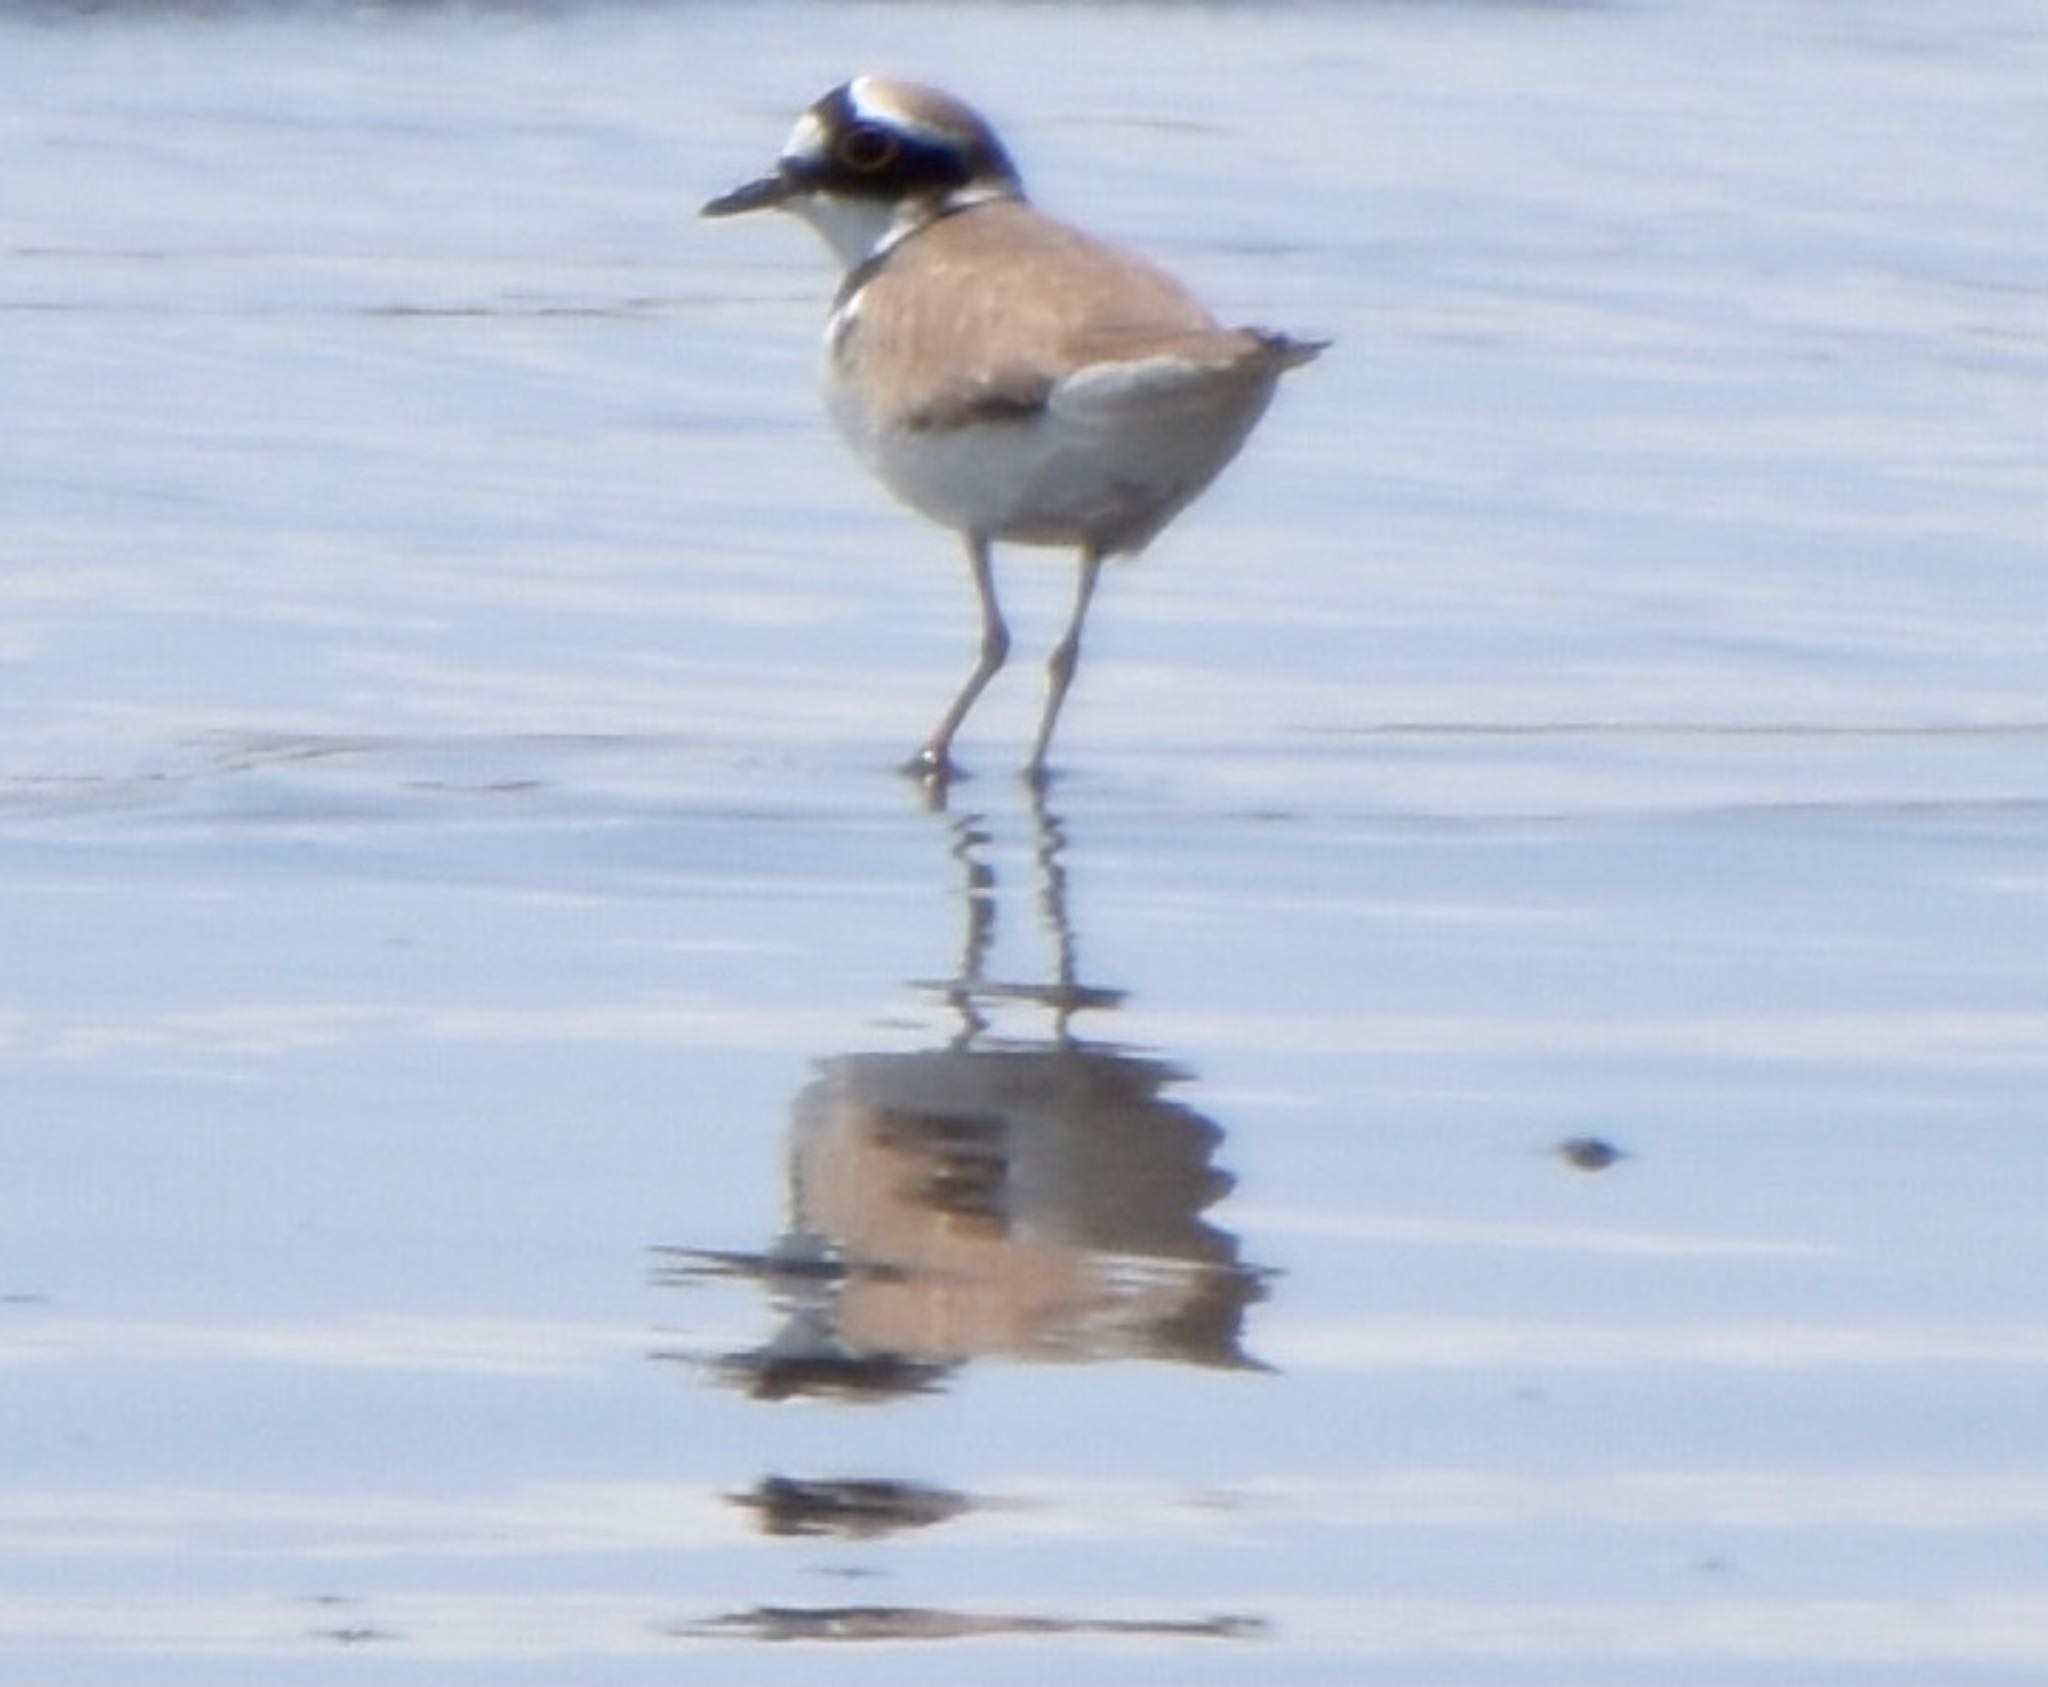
[1248,328,1331,372]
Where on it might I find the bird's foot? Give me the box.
[1020,758,1060,795]
[900,744,965,795]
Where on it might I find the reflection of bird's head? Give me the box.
[715,1299,955,1403]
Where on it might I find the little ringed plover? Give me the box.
[704,76,1324,786]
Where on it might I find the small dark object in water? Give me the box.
[1557,1135,1627,1172]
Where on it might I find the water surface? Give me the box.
[3,1,2046,1682]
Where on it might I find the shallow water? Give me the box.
[4,1,2047,1682]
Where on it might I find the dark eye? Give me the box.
[836,122,900,173]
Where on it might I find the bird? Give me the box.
[703,76,1324,786]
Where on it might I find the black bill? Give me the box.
[701,174,792,218]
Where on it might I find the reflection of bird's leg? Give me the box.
[1027,785,1080,1045]
[943,810,997,1050]
[910,533,1010,785]
[1026,545,1104,785]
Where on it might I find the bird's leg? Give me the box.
[907,532,1009,785]
[1026,545,1105,785]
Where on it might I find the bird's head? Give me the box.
[703,77,1025,269]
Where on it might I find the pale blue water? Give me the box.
[3,1,2047,1682]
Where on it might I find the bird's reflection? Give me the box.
[730,1475,971,1539]
[658,797,1268,1402]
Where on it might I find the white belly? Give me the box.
[823,353,1282,556]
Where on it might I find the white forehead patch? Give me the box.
[781,109,828,164]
